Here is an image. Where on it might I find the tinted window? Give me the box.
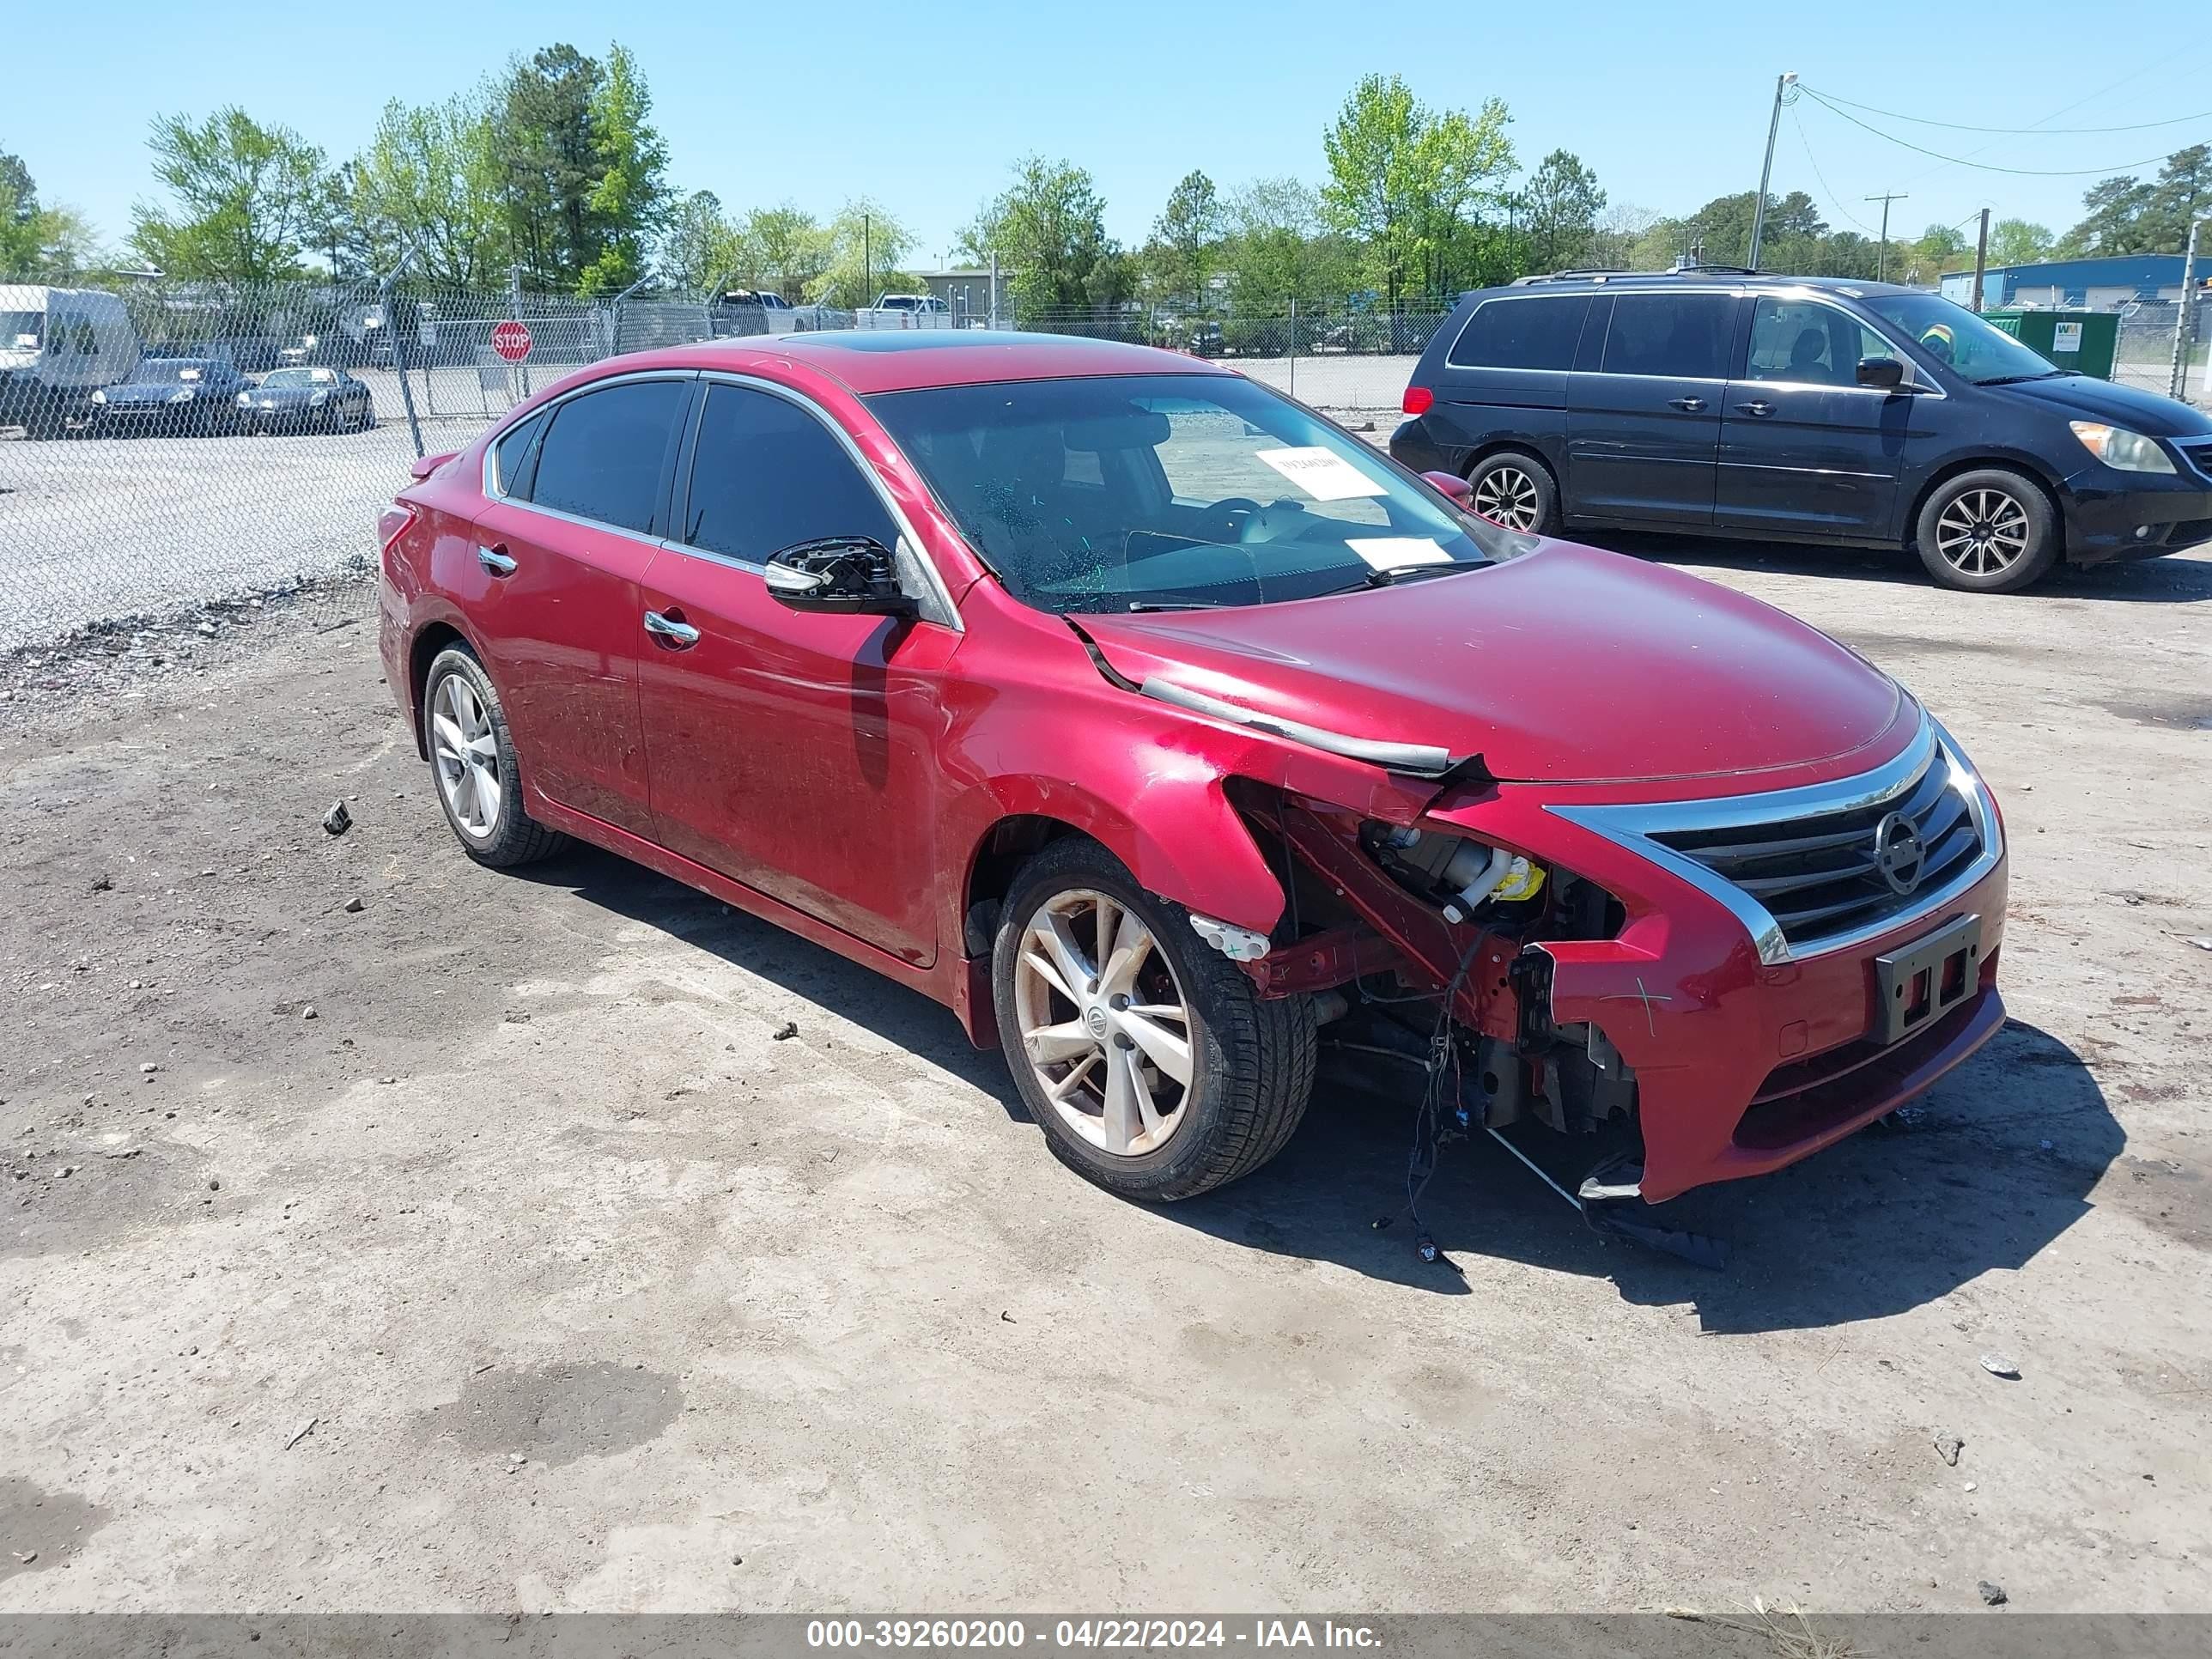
[529,380,689,533]
[684,384,898,564]
[1746,298,1895,386]
[493,409,549,497]
[1446,295,1590,370]
[1600,293,1735,380]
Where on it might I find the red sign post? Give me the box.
[491,320,533,363]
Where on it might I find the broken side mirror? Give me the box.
[763,537,917,618]
[1421,470,1475,507]
[1856,355,1907,391]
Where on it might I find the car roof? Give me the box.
[660,328,1231,394]
[1482,271,1926,301]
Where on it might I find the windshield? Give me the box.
[866,373,1506,614]
[1861,293,2063,384]
[2,311,43,349]
[261,368,334,386]
[135,360,214,384]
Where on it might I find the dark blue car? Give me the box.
[1389,271,2212,592]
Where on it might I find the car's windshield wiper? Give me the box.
[1975,370,2072,386]
[1358,560,1478,588]
[1123,598,1227,612]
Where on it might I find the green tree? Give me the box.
[2144,144,2212,251]
[1149,169,1224,307]
[335,92,507,288]
[1905,220,1968,282]
[130,108,328,280]
[578,44,669,295]
[2057,174,2154,257]
[1218,176,1357,312]
[811,198,920,307]
[499,45,604,290]
[1987,218,2053,266]
[963,155,1121,315]
[1522,149,1606,273]
[734,204,828,299]
[660,189,741,294]
[1321,74,1514,307]
[0,150,97,279]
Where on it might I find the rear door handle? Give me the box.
[643,610,701,647]
[476,544,516,575]
[1735,400,1775,417]
[1668,396,1707,412]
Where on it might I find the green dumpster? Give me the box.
[1978,308,2119,380]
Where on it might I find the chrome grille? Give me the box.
[1650,748,1984,951]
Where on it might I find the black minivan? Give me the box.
[1389,270,2212,592]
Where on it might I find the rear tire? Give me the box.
[421,645,566,868]
[991,838,1316,1202]
[1466,449,1559,535]
[1916,469,2058,592]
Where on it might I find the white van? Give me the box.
[0,285,144,437]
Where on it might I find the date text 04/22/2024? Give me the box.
[804,1620,1382,1650]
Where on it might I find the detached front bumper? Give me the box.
[1422,715,2008,1203]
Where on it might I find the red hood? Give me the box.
[1079,541,1907,785]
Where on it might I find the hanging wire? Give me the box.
[1790,106,1882,234]
[1800,85,2212,137]
[1796,87,2204,178]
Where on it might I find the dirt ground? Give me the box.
[2,539,2209,1617]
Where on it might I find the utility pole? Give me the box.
[1970,209,1990,312]
[1865,191,1908,283]
[863,213,872,307]
[2172,216,2201,402]
[1747,71,1798,270]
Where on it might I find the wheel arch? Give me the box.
[405,617,479,760]
[1461,437,1562,484]
[1901,453,2065,550]
[951,775,1285,963]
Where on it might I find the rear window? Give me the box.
[528,379,690,534]
[1600,293,1735,380]
[1446,295,1591,371]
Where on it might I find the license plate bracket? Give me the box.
[1873,913,1983,1047]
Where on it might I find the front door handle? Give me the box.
[643,610,701,647]
[477,544,517,575]
[1735,400,1775,417]
[1668,396,1707,412]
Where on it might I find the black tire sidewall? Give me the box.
[1468,450,1559,535]
[1917,470,2058,592]
[991,843,1247,1201]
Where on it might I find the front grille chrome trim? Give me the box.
[1545,712,2002,965]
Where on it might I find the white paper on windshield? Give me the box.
[1254,446,1389,502]
[1346,538,1452,570]
[178,368,202,381]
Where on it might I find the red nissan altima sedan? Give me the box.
[377,331,2008,1208]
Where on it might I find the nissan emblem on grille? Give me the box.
[1872,811,1927,896]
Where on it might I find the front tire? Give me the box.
[422,646,566,868]
[992,839,1316,1202]
[1467,449,1559,535]
[1916,469,2058,592]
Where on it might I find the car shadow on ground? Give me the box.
[515,847,2120,1336]
[1587,528,2212,605]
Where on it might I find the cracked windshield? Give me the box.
[867,373,1507,613]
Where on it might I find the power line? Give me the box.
[1799,85,2212,136]
[1789,106,1880,233]
[1797,88,2203,177]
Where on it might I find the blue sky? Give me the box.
[9,0,2209,267]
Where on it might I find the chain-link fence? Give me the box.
[0,276,1445,656]
[2114,301,2206,404]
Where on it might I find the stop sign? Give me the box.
[491,319,532,363]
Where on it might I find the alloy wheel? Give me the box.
[1471,465,1541,531]
[1012,888,1194,1157]
[1935,488,2031,577]
[430,672,502,838]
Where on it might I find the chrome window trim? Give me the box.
[1545,711,2002,966]
[474,365,962,632]
[1741,293,1941,398]
[477,367,698,534]
[689,370,962,633]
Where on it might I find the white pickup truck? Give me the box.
[854,293,957,330]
